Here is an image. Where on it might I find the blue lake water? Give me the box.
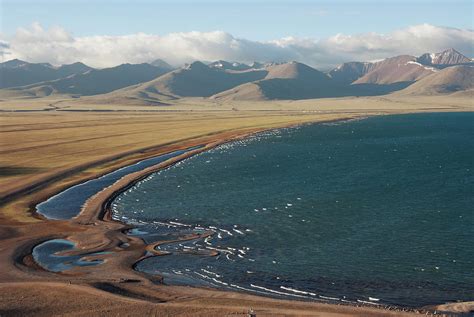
[112,113,474,308]
[37,146,202,219]
[32,239,106,272]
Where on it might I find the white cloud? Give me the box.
[0,23,472,69]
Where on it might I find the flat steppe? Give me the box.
[0,95,472,316]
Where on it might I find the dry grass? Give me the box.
[0,110,346,193]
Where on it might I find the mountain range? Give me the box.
[0,59,93,88]
[0,48,471,103]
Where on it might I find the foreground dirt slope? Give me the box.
[0,282,424,317]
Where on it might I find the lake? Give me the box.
[111,112,474,308]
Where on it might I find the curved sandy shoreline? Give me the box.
[1,113,470,316]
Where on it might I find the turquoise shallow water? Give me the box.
[112,113,474,308]
[32,239,105,272]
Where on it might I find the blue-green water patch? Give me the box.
[32,239,107,272]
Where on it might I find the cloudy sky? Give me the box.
[1,0,473,69]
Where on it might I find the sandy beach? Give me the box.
[1,95,473,316]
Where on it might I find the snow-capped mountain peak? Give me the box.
[417,48,471,66]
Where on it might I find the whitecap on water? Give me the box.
[280,286,316,296]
